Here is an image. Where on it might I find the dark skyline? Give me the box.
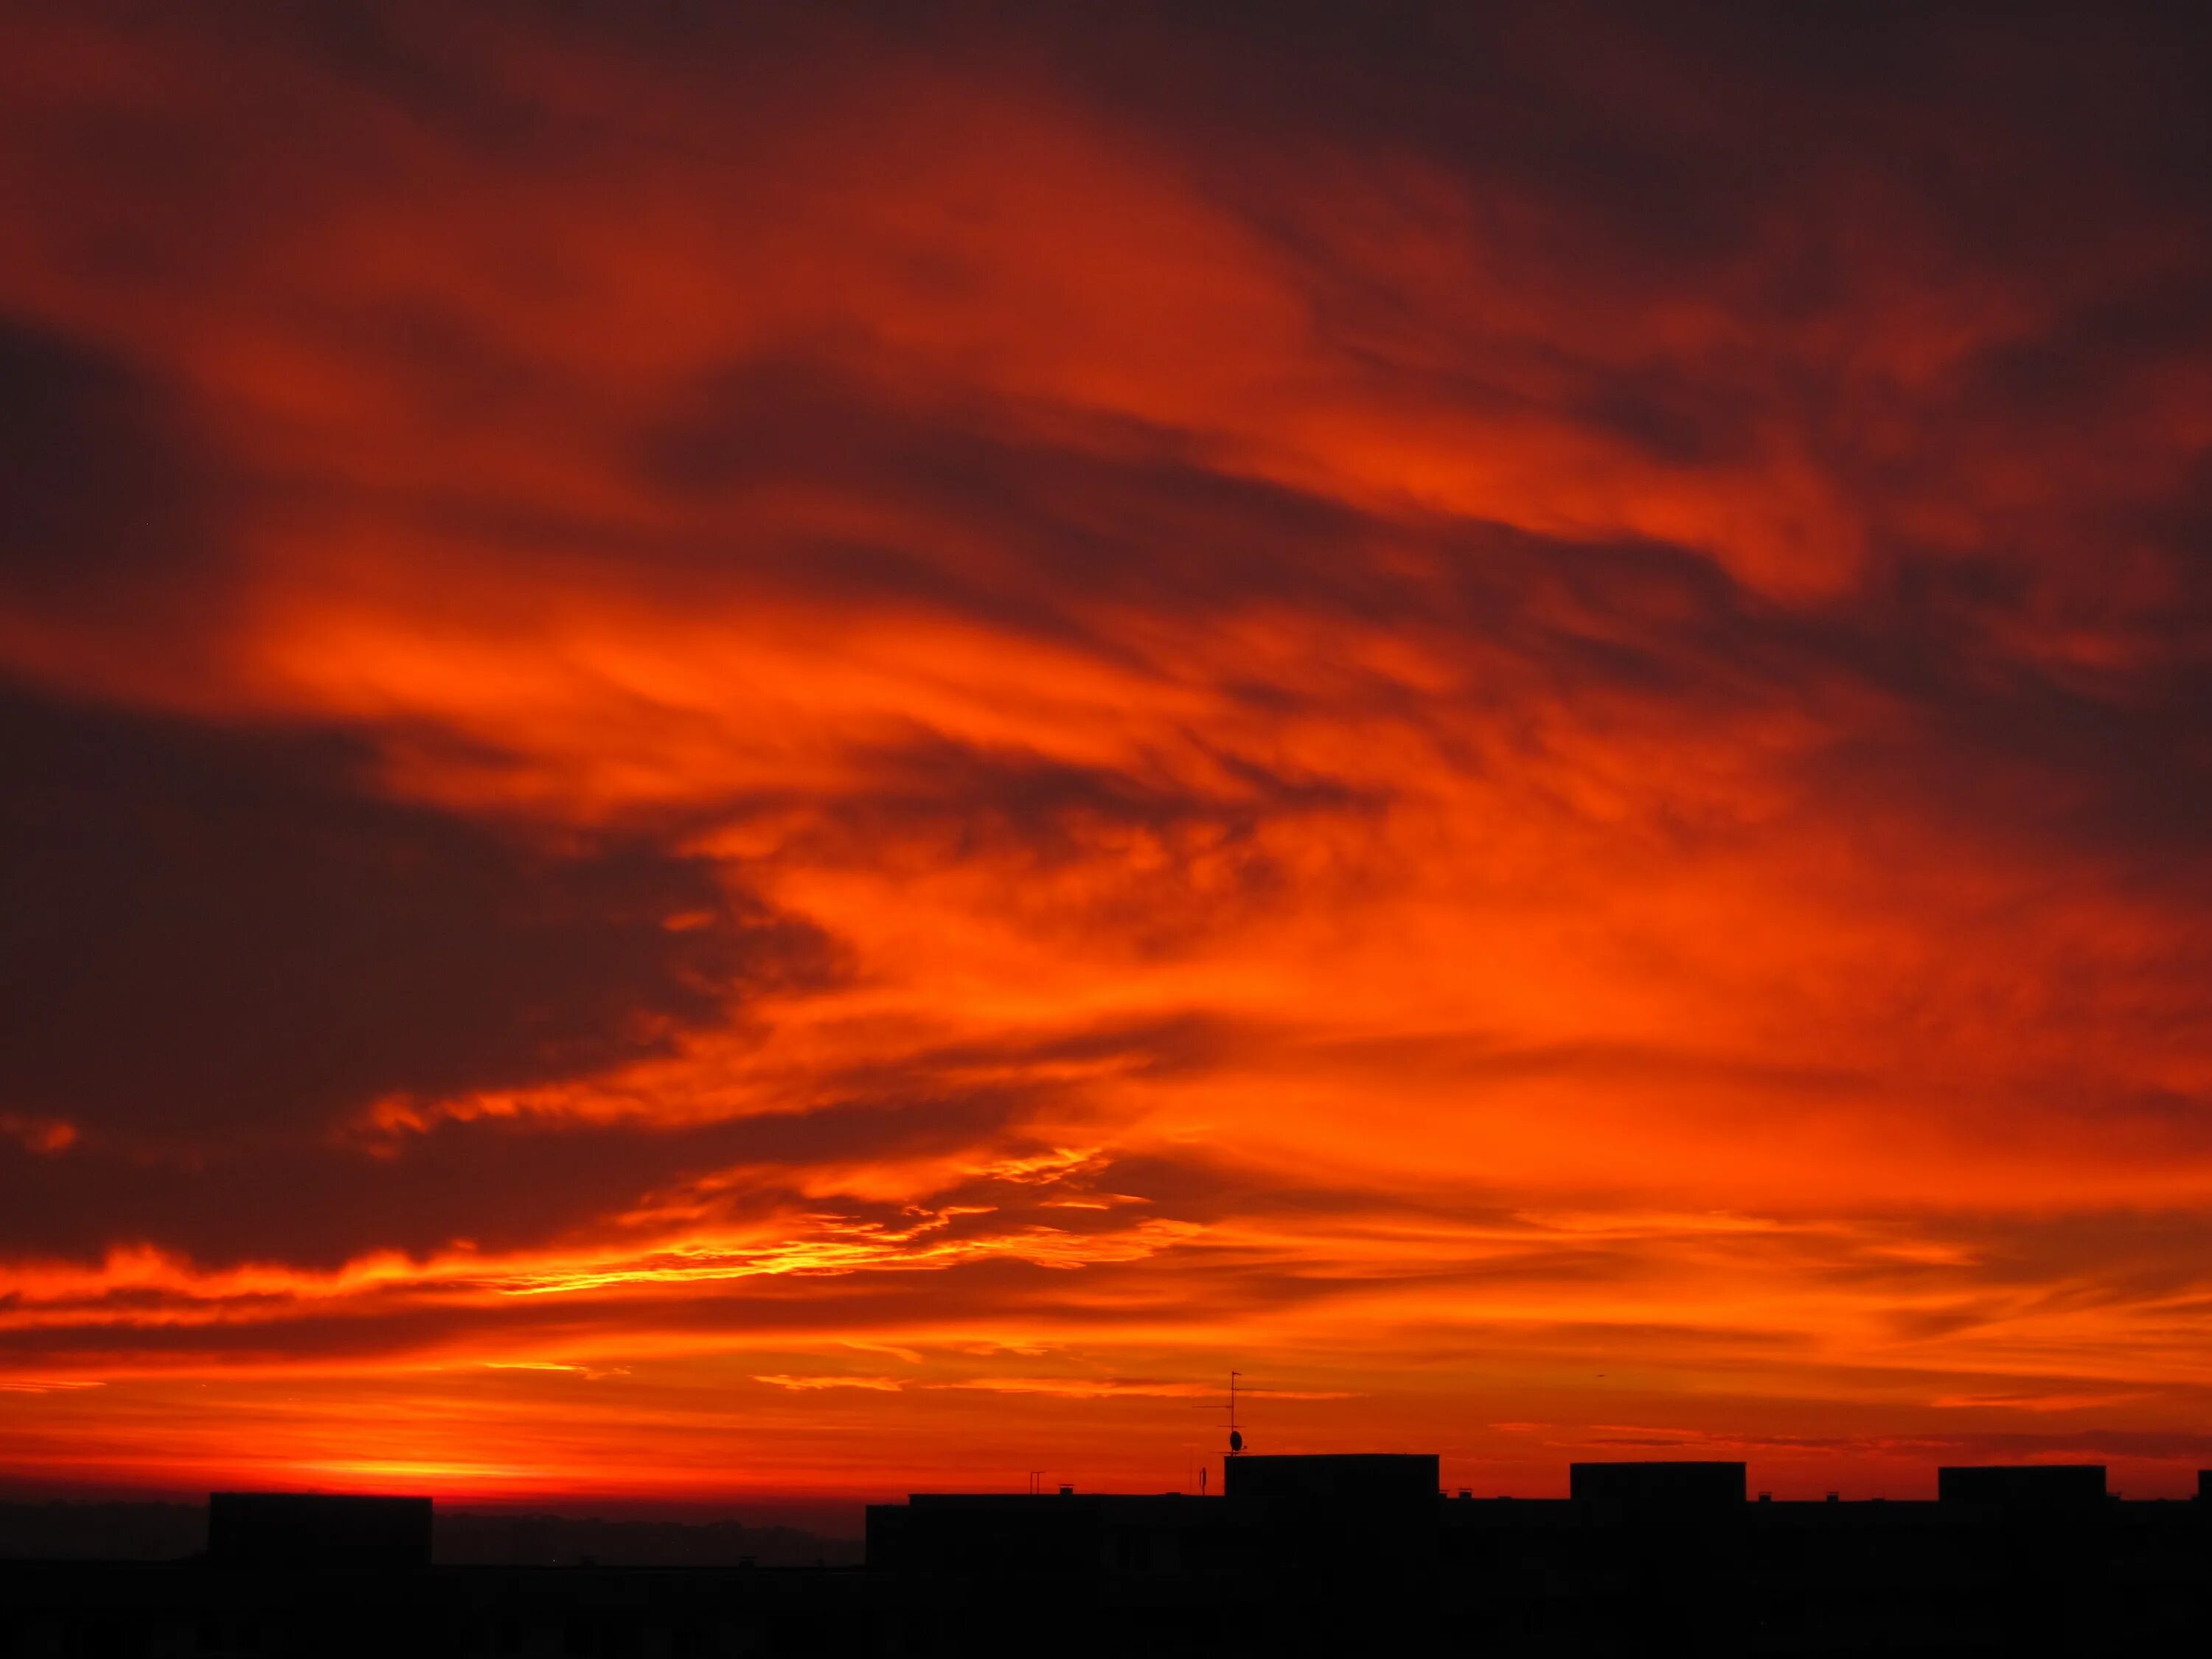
[7,1455,2210,1655]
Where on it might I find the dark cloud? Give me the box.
[0,1091,1019,1269]
[1047,1,2212,271]
[768,731,1376,875]
[1911,1428,2212,1464]
[0,681,838,1148]
[634,356,1380,647]
[0,316,222,605]
[635,355,2212,899]
[1886,1209,2212,1310]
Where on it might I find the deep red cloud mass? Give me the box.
[4,1,2212,1506]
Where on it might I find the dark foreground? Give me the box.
[4,1460,2209,1657]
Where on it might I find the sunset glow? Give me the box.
[4,4,2211,1514]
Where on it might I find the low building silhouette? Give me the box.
[209,1492,433,1570]
[3,1455,2209,1656]
[1937,1464,2108,1510]
[1220,1452,1437,1501]
[1568,1458,1745,1514]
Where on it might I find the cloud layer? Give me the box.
[1,1,2210,1503]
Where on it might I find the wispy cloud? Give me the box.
[0,0,2209,1500]
[755,1374,906,1393]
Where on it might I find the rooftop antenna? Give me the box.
[1227,1370,1245,1458]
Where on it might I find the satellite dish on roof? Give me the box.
[1228,1429,1244,1453]
[1227,1371,1246,1456]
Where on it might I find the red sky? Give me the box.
[4,2,2211,1511]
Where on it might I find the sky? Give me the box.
[3,1,2211,1515]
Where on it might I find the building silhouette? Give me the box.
[3,1457,2209,1655]
[208,1492,433,1571]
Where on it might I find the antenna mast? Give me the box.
[1227,1370,1245,1458]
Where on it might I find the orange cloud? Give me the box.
[2,3,2211,1506]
